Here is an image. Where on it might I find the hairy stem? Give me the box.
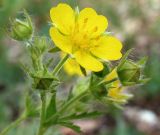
[52,54,69,75]
[37,92,46,135]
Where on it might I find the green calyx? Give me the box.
[117,49,149,86]
[10,20,32,41]
[117,60,141,85]
[9,10,33,41]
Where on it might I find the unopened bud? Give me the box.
[9,10,33,41]
[117,58,149,86]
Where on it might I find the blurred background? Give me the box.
[0,0,160,135]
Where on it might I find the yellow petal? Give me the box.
[50,27,72,53]
[91,36,122,60]
[75,51,103,72]
[78,8,108,37]
[105,68,118,81]
[108,87,125,100]
[105,68,121,88]
[64,58,82,76]
[50,3,75,35]
[108,87,132,103]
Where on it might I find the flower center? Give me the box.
[69,18,100,53]
[70,24,91,53]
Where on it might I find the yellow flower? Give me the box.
[105,68,132,103]
[50,3,122,72]
[64,58,83,76]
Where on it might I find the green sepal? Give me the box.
[31,70,59,90]
[80,65,87,76]
[94,62,110,78]
[117,48,133,71]
[137,78,151,84]
[9,10,33,41]
[137,56,148,67]
[103,31,113,36]
[48,46,60,53]
[23,9,33,31]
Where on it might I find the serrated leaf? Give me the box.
[49,47,60,53]
[59,122,82,133]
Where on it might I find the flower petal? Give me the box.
[78,8,108,37]
[105,68,118,82]
[64,58,82,76]
[91,36,122,60]
[75,51,103,72]
[50,3,75,35]
[50,27,72,53]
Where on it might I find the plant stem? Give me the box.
[52,54,69,75]
[59,91,88,114]
[45,90,88,124]
[37,92,46,135]
[0,114,26,135]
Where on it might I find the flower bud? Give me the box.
[9,11,33,41]
[117,60,141,86]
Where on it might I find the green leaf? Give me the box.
[46,93,57,119]
[58,122,82,133]
[60,111,102,121]
[48,47,60,53]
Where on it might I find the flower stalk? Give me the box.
[37,92,47,135]
[52,54,69,75]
